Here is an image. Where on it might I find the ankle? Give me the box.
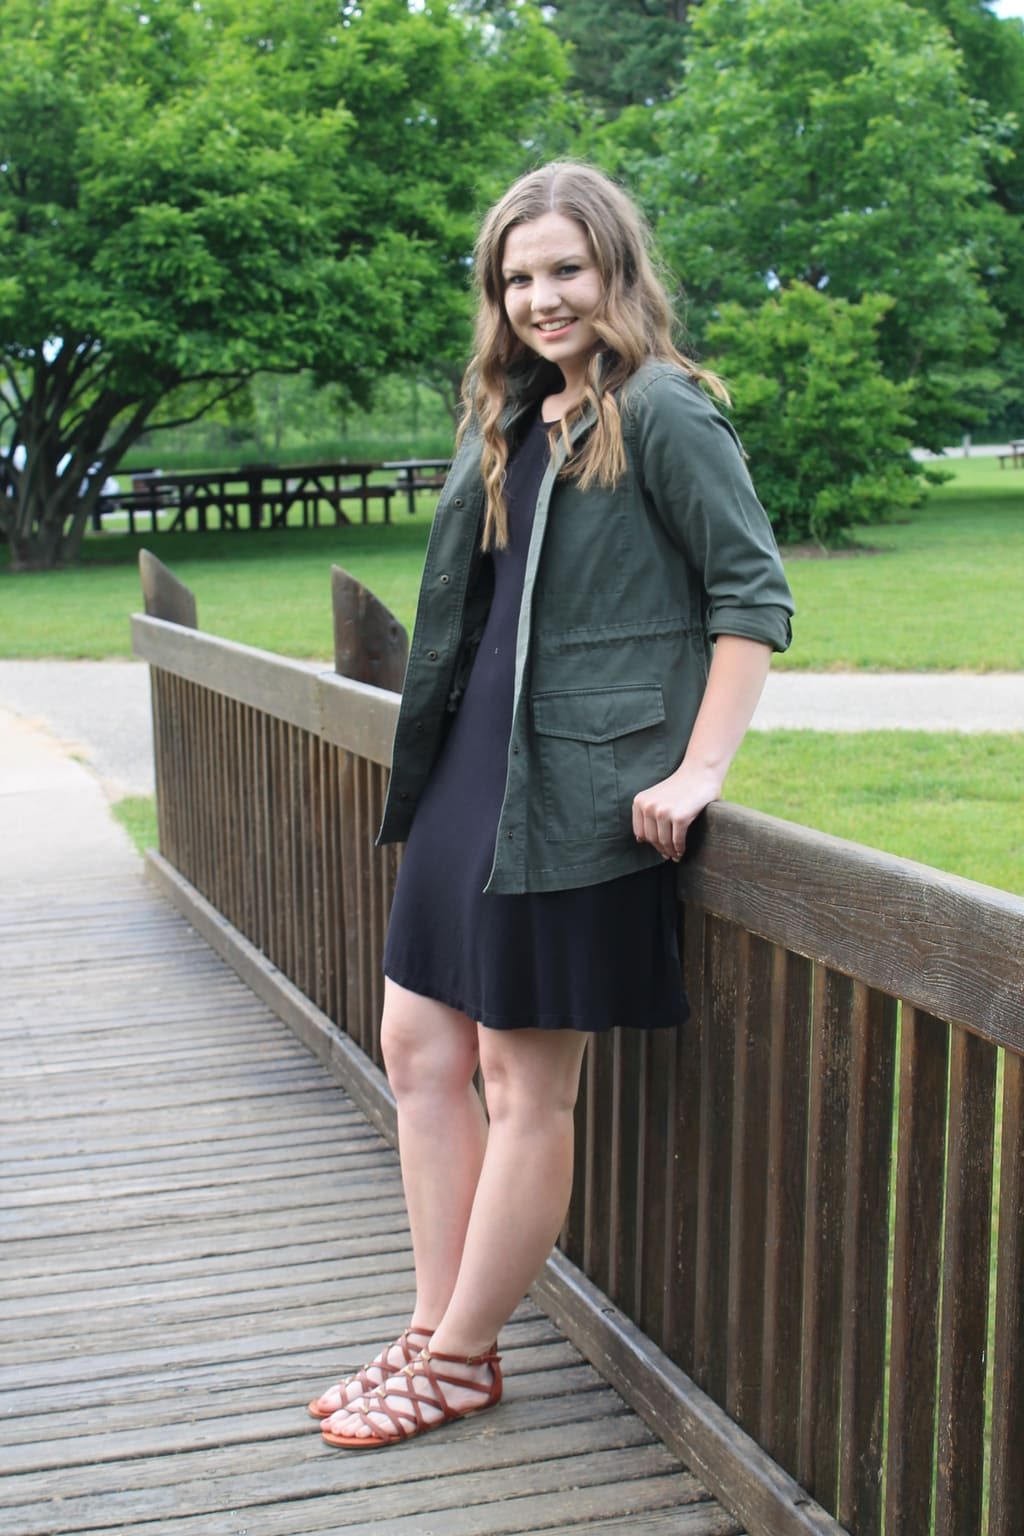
[426,1331,498,1363]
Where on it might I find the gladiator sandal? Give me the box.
[319,1344,503,1449]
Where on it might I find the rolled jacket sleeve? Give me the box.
[625,368,794,653]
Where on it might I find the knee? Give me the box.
[479,1041,583,1129]
[380,989,478,1103]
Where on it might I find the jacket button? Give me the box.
[426,649,438,661]
[439,573,450,584]
[453,497,464,508]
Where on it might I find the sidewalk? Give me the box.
[0,704,140,883]
[0,660,1022,802]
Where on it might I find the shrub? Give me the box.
[706,284,928,546]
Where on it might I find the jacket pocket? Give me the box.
[532,685,669,843]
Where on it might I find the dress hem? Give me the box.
[384,966,688,1034]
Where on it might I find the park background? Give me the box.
[0,0,1022,895]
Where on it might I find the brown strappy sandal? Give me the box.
[319,1345,503,1449]
[306,1325,434,1419]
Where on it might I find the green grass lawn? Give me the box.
[778,457,1024,671]
[727,729,1024,896]
[1,456,1022,668]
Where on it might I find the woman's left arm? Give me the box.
[632,634,771,862]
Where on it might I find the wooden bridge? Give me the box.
[0,716,740,1536]
[3,549,1023,1536]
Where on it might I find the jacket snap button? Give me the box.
[427,649,438,660]
[440,573,450,584]
[453,497,463,507]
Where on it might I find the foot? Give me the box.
[306,1325,434,1419]
[320,1346,502,1448]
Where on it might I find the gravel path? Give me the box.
[0,659,1021,800]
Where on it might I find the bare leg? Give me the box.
[325,1025,589,1439]
[310,980,486,1416]
[382,979,489,1325]
[430,1025,589,1353]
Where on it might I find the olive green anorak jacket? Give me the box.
[377,359,794,894]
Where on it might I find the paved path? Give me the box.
[0,660,1021,801]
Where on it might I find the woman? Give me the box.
[308,161,793,1449]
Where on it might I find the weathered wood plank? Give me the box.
[797,970,853,1507]
[885,1006,949,1536]
[935,1025,997,1536]
[681,802,1024,1048]
[3,838,739,1536]
[837,986,896,1536]
[131,615,323,733]
[725,931,773,1433]
[758,948,810,1470]
[989,1049,1024,1536]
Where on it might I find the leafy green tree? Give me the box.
[706,286,925,546]
[601,0,1011,445]
[908,0,1024,434]
[0,0,565,569]
[545,0,693,111]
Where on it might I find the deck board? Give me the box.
[1,868,744,1535]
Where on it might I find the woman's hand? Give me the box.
[631,636,774,861]
[632,765,722,862]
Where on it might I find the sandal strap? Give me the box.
[312,1326,435,1413]
[343,1346,502,1443]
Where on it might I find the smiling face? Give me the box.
[501,212,604,399]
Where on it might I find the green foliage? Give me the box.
[706,285,924,545]
[0,0,567,568]
[544,0,692,111]
[906,0,1024,436]
[600,0,1011,445]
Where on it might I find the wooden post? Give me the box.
[330,565,407,690]
[139,549,198,628]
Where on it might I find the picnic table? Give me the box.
[998,439,1024,468]
[383,458,451,516]
[99,457,454,533]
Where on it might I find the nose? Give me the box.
[530,276,561,313]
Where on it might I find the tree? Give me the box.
[600,0,1011,445]
[0,0,566,569]
[907,0,1024,434]
[706,286,925,546]
[544,0,693,112]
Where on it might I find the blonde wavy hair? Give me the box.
[460,160,727,550]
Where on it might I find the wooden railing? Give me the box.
[133,555,1023,1536]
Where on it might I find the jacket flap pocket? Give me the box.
[531,686,666,744]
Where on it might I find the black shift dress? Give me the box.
[383,411,689,1033]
